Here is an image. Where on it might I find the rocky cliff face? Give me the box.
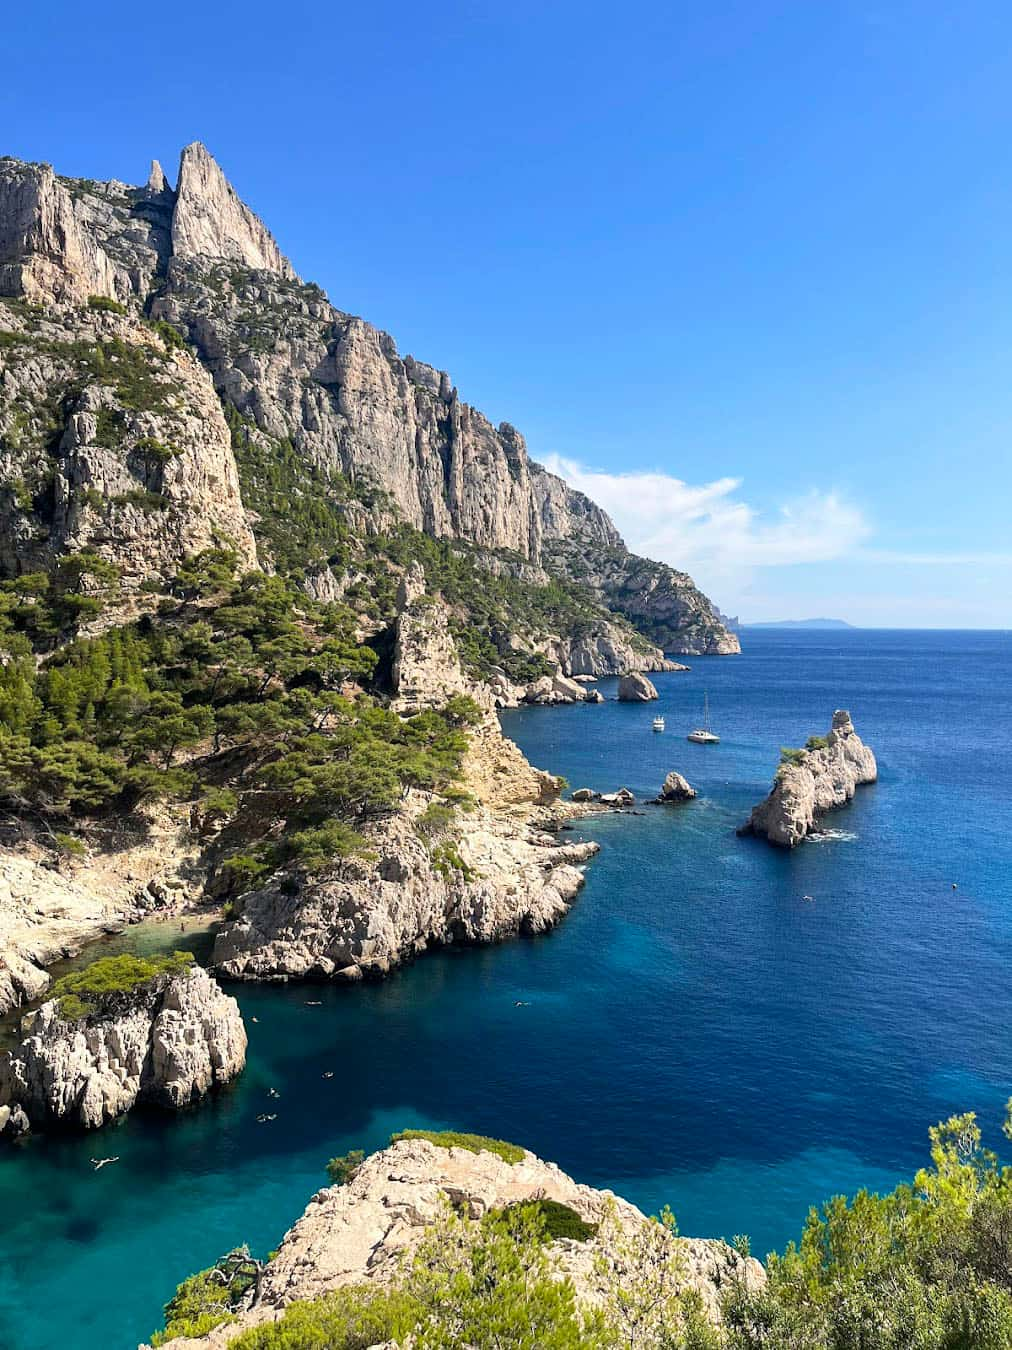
[146,1136,765,1348]
[0,303,257,589]
[545,537,741,655]
[0,143,736,656]
[0,963,246,1132]
[740,709,878,847]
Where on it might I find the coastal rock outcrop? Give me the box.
[522,670,600,705]
[617,671,659,701]
[537,627,689,678]
[390,564,475,713]
[655,771,696,803]
[0,853,133,1016]
[740,710,877,847]
[0,964,246,1132]
[143,1137,765,1347]
[212,786,598,983]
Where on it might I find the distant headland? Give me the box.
[743,618,855,630]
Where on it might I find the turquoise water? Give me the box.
[2,629,1011,1350]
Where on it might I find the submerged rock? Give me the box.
[0,965,246,1133]
[740,710,877,848]
[654,771,696,803]
[617,671,659,702]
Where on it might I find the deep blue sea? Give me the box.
[2,629,1011,1350]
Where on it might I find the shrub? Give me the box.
[390,1130,525,1165]
[498,1198,598,1242]
[151,1247,264,1345]
[326,1150,365,1185]
[52,830,86,857]
[414,800,455,841]
[778,746,808,767]
[805,734,829,751]
[149,318,187,350]
[227,1286,420,1350]
[87,294,126,315]
[50,950,193,1020]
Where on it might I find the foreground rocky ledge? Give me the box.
[0,963,246,1134]
[146,1136,765,1348]
[739,709,877,847]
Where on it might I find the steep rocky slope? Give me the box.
[145,1136,765,1347]
[0,962,245,1132]
[0,302,256,590]
[0,143,735,657]
[213,574,599,982]
[740,709,877,847]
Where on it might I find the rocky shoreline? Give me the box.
[0,963,245,1135]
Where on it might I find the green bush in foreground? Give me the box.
[228,1285,420,1349]
[50,950,193,1020]
[723,1106,1012,1349]
[390,1129,525,1165]
[151,1247,264,1345]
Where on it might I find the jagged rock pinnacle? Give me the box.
[170,141,297,279]
[146,159,169,194]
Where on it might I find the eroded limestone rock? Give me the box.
[740,710,877,847]
[655,771,696,803]
[0,965,246,1132]
[143,1138,765,1348]
[617,671,659,702]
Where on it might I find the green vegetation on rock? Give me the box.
[389,1129,526,1164]
[151,1247,264,1345]
[498,1198,599,1242]
[86,295,127,315]
[0,548,480,884]
[325,1150,366,1186]
[50,950,193,1020]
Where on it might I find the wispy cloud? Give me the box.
[857,549,1012,566]
[540,454,869,586]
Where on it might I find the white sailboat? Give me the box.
[687,692,719,744]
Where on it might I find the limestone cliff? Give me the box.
[0,963,246,1132]
[740,709,877,847]
[0,302,257,590]
[0,143,736,657]
[143,1137,765,1348]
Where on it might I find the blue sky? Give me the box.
[5,0,1011,625]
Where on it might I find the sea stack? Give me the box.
[739,710,877,848]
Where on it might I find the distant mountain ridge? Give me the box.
[744,618,854,629]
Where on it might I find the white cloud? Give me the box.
[541,453,870,595]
